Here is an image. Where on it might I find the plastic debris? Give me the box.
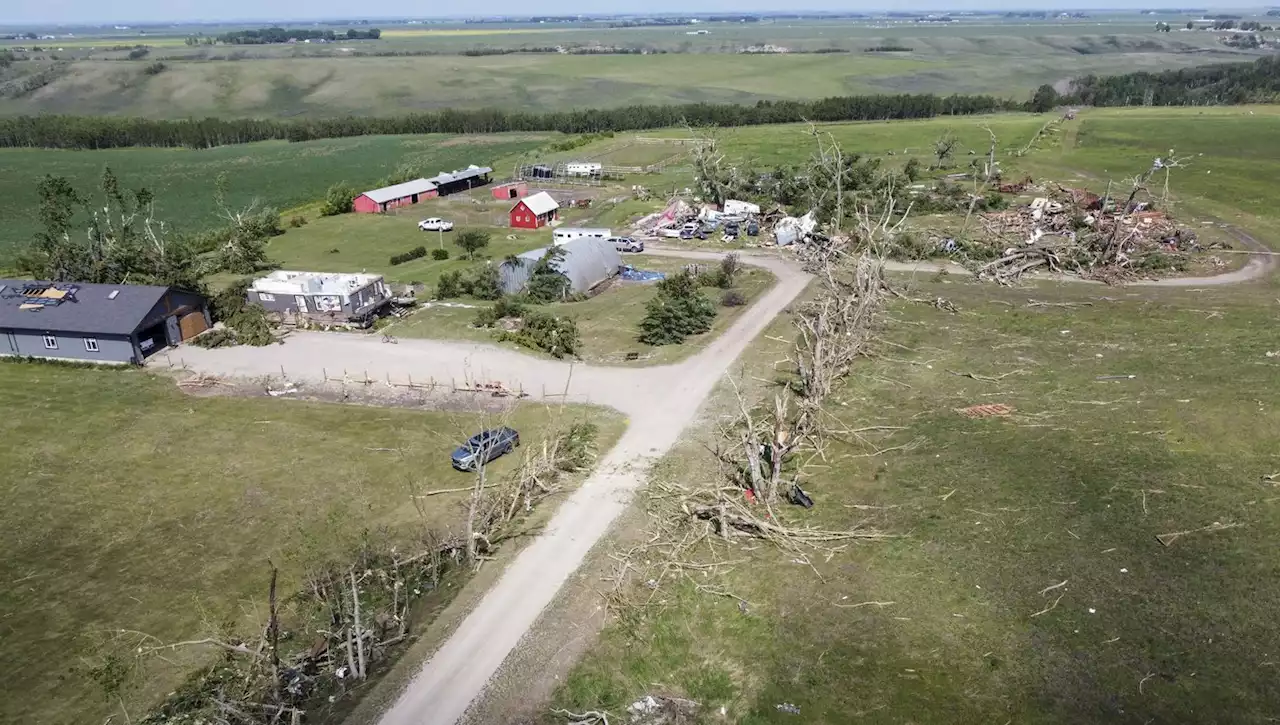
[776,703,801,715]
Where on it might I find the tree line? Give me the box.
[1059,54,1280,107]
[213,27,381,44]
[0,93,1016,150]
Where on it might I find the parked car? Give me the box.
[611,237,645,253]
[451,427,520,471]
[746,220,760,236]
[418,218,454,232]
[723,221,740,237]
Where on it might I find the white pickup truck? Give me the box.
[418,218,454,232]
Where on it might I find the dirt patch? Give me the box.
[166,369,519,415]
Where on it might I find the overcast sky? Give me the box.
[2,0,1250,25]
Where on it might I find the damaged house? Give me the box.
[0,280,210,364]
[247,271,391,325]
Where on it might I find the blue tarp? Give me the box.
[619,266,665,282]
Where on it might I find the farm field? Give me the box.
[0,133,548,262]
[0,361,624,725]
[0,26,1259,119]
[546,275,1280,724]
[389,256,776,366]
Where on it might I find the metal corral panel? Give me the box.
[500,238,622,296]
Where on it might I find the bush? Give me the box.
[696,270,727,288]
[431,248,449,261]
[389,246,428,266]
[462,264,502,301]
[327,247,340,254]
[639,271,717,346]
[142,62,167,76]
[288,215,307,228]
[474,296,527,328]
[436,270,464,299]
[320,182,355,216]
[721,290,748,307]
[127,47,150,60]
[501,312,580,358]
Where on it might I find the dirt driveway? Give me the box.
[162,250,812,725]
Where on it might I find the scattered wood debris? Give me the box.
[956,403,1015,419]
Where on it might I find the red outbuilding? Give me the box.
[509,191,560,229]
[352,179,439,214]
[491,181,528,200]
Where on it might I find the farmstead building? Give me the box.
[353,179,438,214]
[509,191,560,229]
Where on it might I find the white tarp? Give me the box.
[774,211,817,246]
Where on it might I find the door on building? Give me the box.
[179,311,208,341]
[294,295,308,312]
[165,315,181,346]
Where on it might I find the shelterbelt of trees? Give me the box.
[0,55,1276,151]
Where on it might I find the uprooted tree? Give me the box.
[91,422,600,725]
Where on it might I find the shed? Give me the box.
[428,165,493,196]
[499,238,623,296]
[510,191,560,229]
[353,178,439,214]
[491,181,528,200]
[0,280,209,364]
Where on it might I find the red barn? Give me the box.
[510,191,560,229]
[491,181,528,200]
[352,179,439,214]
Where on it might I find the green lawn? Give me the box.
[1011,106,1280,247]
[0,362,623,725]
[0,134,548,262]
[264,211,549,286]
[390,256,775,365]
[551,277,1280,723]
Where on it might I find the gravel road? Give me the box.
[163,250,812,725]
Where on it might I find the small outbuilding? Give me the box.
[428,165,493,196]
[498,238,622,296]
[491,181,528,200]
[0,280,209,364]
[510,191,561,229]
[353,178,439,214]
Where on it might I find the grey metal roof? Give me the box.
[428,166,493,186]
[359,178,438,204]
[504,238,622,295]
[0,279,170,335]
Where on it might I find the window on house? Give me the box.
[43,334,58,350]
[84,338,99,352]
[258,292,275,302]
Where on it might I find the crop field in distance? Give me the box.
[0,15,1267,118]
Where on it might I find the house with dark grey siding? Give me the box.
[0,280,210,364]
[247,271,390,324]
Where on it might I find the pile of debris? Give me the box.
[972,183,1215,284]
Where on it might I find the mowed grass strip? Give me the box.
[0,362,622,725]
[551,280,1280,722]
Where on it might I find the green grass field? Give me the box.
[550,275,1280,723]
[0,362,622,725]
[0,134,548,262]
[0,23,1258,119]
[389,257,776,365]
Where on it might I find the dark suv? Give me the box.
[451,427,520,471]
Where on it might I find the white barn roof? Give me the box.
[360,178,437,204]
[519,191,560,216]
